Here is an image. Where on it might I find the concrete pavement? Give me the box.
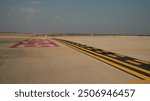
[0,35,149,83]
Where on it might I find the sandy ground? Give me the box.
[0,35,149,84]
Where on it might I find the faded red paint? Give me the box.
[10,39,59,48]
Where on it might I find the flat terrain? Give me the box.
[0,35,150,84]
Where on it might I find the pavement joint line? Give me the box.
[54,38,150,80]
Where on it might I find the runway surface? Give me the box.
[54,38,150,80]
[0,35,150,84]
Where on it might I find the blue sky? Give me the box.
[0,0,150,34]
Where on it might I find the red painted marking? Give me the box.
[10,39,59,48]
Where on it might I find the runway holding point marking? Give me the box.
[54,38,150,80]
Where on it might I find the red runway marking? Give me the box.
[10,39,59,48]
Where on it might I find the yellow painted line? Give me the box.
[67,42,150,75]
[126,60,141,65]
[115,54,125,57]
[126,79,150,84]
[56,39,150,76]
[134,59,150,64]
[65,43,150,80]
[108,54,117,58]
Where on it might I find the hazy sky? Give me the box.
[0,0,150,34]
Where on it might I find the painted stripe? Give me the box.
[10,39,59,48]
[10,41,23,48]
[115,54,125,57]
[127,79,150,84]
[107,54,118,58]
[134,59,150,64]
[126,60,141,65]
[63,42,149,80]
[54,38,150,80]
[67,42,149,78]
[66,41,150,75]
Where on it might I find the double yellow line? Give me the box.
[54,38,150,80]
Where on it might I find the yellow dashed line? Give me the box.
[68,43,150,75]
[126,60,141,65]
[55,39,150,80]
[66,44,150,80]
[115,54,125,57]
[95,50,103,53]
[107,54,117,58]
[134,59,150,64]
